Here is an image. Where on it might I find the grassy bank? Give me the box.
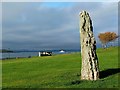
[2,47,119,88]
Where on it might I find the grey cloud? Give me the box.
[2,2,118,50]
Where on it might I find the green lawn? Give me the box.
[2,47,119,88]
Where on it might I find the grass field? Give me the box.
[2,47,119,88]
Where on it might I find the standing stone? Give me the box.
[79,11,99,80]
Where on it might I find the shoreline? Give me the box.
[1,51,80,60]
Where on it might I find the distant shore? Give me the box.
[0,49,14,53]
[1,49,80,60]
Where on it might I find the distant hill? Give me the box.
[0,49,13,53]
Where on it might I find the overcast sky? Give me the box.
[2,2,118,50]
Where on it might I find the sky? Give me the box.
[2,2,118,50]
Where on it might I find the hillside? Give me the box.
[2,47,119,88]
[0,49,13,53]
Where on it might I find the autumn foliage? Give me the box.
[98,32,118,48]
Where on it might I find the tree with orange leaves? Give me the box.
[98,32,118,48]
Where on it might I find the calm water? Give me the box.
[1,50,80,60]
[1,52,38,59]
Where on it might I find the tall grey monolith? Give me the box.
[79,11,99,80]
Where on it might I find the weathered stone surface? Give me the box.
[79,11,99,80]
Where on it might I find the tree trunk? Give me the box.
[79,11,99,80]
